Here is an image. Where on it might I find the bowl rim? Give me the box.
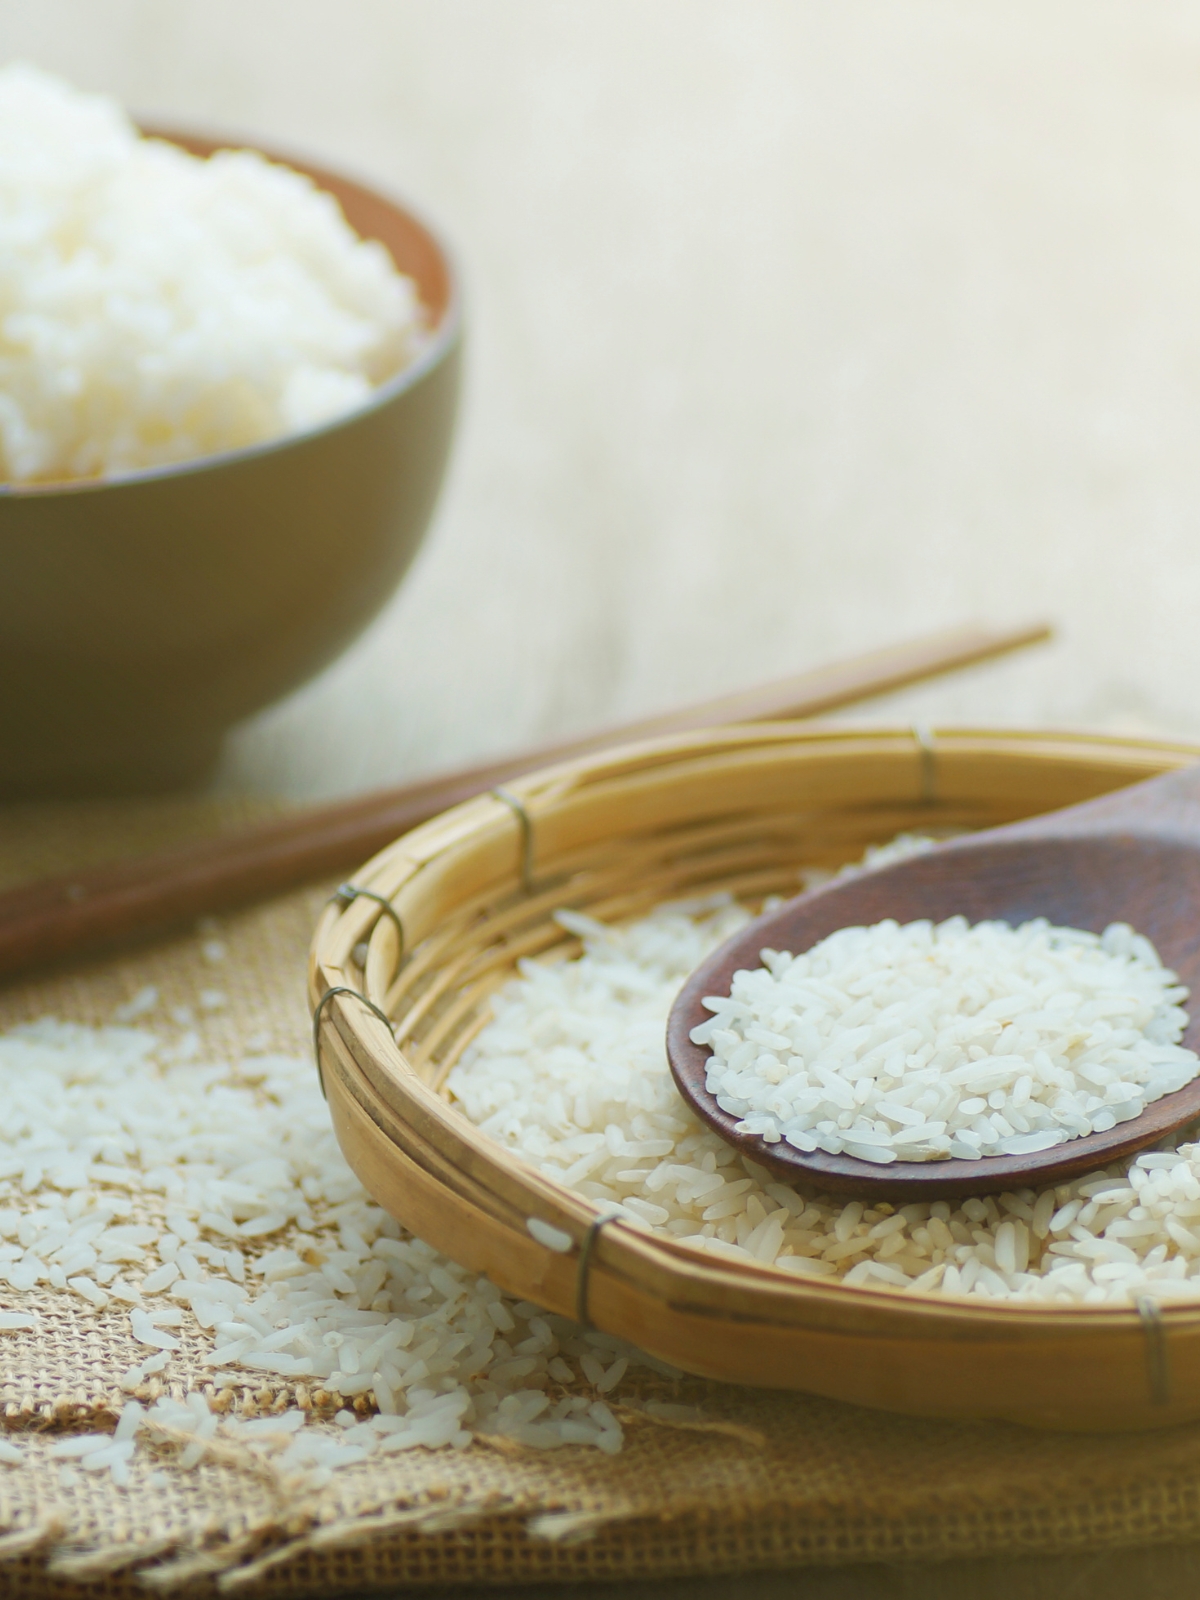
[0,125,462,502]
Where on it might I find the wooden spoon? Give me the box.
[666,759,1200,1198]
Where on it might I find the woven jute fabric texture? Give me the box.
[5,798,1200,1596]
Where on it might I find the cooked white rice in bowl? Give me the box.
[0,63,426,483]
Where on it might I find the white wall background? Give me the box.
[5,1,1200,799]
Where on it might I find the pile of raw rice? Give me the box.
[0,64,425,484]
[694,916,1198,1163]
[449,892,1200,1306]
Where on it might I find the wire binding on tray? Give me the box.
[575,1211,621,1329]
[911,724,937,804]
[331,883,407,953]
[492,787,536,894]
[312,985,396,1101]
[1135,1294,1171,1406]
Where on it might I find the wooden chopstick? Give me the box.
[0,620,1050,979]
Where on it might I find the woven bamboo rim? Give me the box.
[310,724,1200,1431]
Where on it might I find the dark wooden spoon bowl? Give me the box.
[666,762,1200,1198]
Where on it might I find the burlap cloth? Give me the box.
[4,797,1200,1598]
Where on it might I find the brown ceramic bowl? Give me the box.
[0,130,461,796]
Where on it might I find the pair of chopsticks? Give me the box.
[0,621,1050,981]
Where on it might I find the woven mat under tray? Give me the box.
[4,798,1200,1597]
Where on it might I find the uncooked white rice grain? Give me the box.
[693,916,1196,1162]
[0,1013,646,1464]
[449,880,1200,1307]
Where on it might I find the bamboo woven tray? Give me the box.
[310,725,1200,1433]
